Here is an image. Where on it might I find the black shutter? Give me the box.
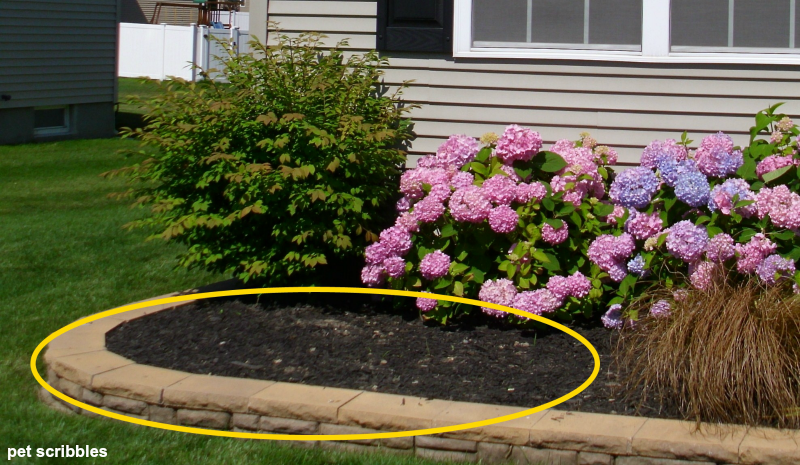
[377,0,453,54]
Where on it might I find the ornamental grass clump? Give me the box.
[105,32,415,285]
[616,277,800,428]
[363,127,627,324]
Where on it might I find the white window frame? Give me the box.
[454,0,800,64]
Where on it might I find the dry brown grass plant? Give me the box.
[615,277,800,428]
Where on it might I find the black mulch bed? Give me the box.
[106,293,678,420]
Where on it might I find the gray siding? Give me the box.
[0,0,118,110]
[268,1,800,165]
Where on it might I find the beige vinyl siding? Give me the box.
[122,0,199,25]
[268,1,800,166]
[0,0,118,109]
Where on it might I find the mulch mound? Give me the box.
[106,293,676,418]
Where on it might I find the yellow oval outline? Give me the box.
[32,287,600,441]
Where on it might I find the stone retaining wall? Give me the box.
[40,290,799,465]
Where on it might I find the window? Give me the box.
[472,0,642,51]
[33,106,70,136]
[671,0,798,52]
[454,0,800,63]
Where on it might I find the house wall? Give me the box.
[267,0,800,166]
[121,0,249,26]
[0,0,119,144]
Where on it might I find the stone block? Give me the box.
[57,377,84,402]
[249,382,362,423]
[416,435,477,452]
[81,389,104,407]
[177,409,231,429]
[149,405,177,425]
[338,392,451,432]
[92,364,190,403]
[232,413,260,431]
[578,451,615,465]
[615,457,714,465]
[163,374,274,413]
[631,418,744,464]
[416,447,477,463]
[511,446,578,465]
[51,350,132,388]
[529,410,647,456]
[102,395,149,415]
[259,416,318,434]
[476,442,513,463]
[738,426,800,465]
[432,400,546,445]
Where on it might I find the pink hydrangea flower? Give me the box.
[360,265,386,287]
[478,278,518,318]
[379,226,413,256]
[588,233,636,282]
[394,212,420,233]
[689,261,718,290]
[383,256,406,278]
[427,184,452,203]
[495,125,543,163]
[693,132,743,178]
[416,155,445,169]
[756,185,800,229]
[515,182,547,203]
[488,205,519,233]
[604,204,626,225]
[365,242,392,265]
[448,185,493,223]
[418,168,451,187]
[416,292,438,312]
[541,222,569,245]
[436,134,481,168]
[708,178,756,217]
[513,289,563,317]
[650,300,671,318]
[594,145,618,165]
[601,304,624,329]
[665,221,708,262]
[625,210,663,240]
[640,139,688,169]
[756,154,798,180]
[705,233,735,262]
[482,174,518,205]
[500,164,523,182]
[450,171,475,190]
[412,196,445,223]
[419,250,451,280]
[546,271,592,300]
[735,233,777,273]
[396,196,412,212]
[399,170,425,199]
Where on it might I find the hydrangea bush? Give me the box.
[364,104,800,328]
[598,104,800,328]
[361,126,628,324]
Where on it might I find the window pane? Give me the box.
[472,0,528,43]
[671,0,729,47]
[530,0,584,44]
[589,0,642,45]
[734,0,790,48]
[34,108,66,129]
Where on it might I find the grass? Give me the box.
[0,137,479,464]
[118,77,164,114]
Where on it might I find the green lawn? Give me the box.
[0,138,477,464]
[118,77,164,114]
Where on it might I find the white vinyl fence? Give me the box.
[118,23,250,81]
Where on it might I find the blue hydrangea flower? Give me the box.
[627,254,649,278]
[609,167,660,209]
[673,166,710,208]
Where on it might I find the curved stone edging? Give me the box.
[40,283,799,465]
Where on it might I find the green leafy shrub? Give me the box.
[106,32,416,285]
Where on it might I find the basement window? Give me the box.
[34,106,71,136]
